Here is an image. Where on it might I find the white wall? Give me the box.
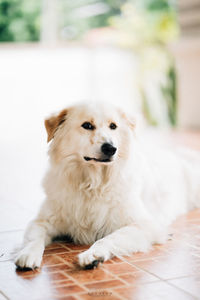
[173,38,200,129]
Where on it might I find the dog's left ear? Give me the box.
[119,110,136,130]
[44,109,68,142]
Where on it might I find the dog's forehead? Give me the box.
[71,103,119,123]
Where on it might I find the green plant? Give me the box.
[0,0,41,41]
[110,0,178,126]
[59,0,126,40]
[161,64,177,126]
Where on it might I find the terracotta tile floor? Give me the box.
[0,130,200,300]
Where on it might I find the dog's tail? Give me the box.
[177,147,200,209]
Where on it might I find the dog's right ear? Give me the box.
[44,109,67,142]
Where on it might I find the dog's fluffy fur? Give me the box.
[15,102,200,269]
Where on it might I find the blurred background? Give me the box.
[0,0,200,232]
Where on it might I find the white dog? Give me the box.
[15,102,200,269]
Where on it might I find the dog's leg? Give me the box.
[14,220,52,269]
[78,222,167,269]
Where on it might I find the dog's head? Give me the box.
[45,102,135,165]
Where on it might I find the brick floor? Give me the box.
[0,130,200,300]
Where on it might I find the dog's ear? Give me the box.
[44,109,68,142]
[119,110,136,130]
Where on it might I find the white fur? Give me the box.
[15,102,200,269]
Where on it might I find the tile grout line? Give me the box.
[53,254,75,269]
[53,255,127,299]
[101,264,131,287]
[0,290,10,300]
[55,270,78,287]
[53,252,162,289]
[126,259,199,299]
[3,217,199,300]
[111,257,183,289]
[163,280,199,299]
[53,255,89,294]
[51,253,199,298]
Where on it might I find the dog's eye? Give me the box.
[81,122,95,130]
[109,123,117,130]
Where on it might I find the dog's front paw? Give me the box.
[15,244,43,270]
[78,250,104,269]
[78,244,111,269]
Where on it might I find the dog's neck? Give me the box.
[53,157,121,196]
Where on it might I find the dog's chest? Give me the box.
[60,190,130,244]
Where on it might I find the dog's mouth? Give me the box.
[84,156,111,163]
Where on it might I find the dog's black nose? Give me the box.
[101,143,117,157]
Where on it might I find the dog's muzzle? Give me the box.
[84,143,117,163]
